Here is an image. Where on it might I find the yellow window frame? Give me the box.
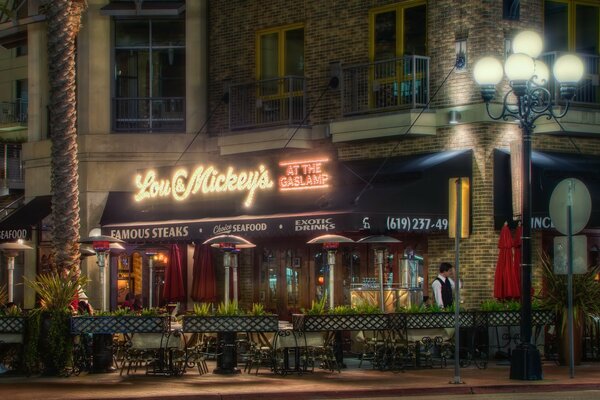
[544,0,600,52]
[256,23,304,100]
[368,1,427,108]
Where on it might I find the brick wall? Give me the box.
[208,1,600,308]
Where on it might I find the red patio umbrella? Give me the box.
[512,223,523,298]
[190,243,217,303]
[494,223,520,300]
[163,244,186,303]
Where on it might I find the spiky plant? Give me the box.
[216,301,240,316]
[25,271,89,312]
[193,302,213,316]
[539,251,600,334]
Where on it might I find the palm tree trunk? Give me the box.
[45,0,87,272]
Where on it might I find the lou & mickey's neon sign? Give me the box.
[134,158,330,207]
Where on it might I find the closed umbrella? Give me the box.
[512,223,522,298]
[163,244,186,303]
[494,223,520,300]
[191,243,217,302]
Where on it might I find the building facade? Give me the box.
[0,0,599,316]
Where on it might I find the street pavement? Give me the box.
[1,359,600,400]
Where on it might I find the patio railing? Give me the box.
[229,76,306,130]
[341,55,430,116]
[0,99,28,125]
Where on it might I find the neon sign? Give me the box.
[134,164,274,207]
[278,158,330,191]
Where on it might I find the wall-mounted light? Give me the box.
[455,39,467,71]
[448,110,461,125]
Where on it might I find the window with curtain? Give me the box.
[113,18,185,132]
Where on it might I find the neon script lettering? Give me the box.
[135,165,274,207]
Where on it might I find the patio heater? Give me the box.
[202,234,255,375]
[133,244,168,308]
[357,235,401,312]
[307,234,354,309]
[79,228,124,311]
[0,240,33,303]
[203,234,255,306]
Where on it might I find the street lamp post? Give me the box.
[473,31,584,380]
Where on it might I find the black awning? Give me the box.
[100,1,185,16]
[494,149,600,230]
[0,196,51,241]
[101,150,472,242]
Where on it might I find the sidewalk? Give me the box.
[1,360,599,400]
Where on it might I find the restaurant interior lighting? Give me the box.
[357,235,401,312]
[0,240,33,303]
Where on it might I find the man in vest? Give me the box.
[432,262,454,308]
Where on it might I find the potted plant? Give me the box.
[25,271,88,375]
[182,301,278,333]
[0,284,25,334]
[539,252,600,365]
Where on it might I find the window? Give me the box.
[544,0,599,54]
[252,25,305,126]
[503,0,521,20]
[368,2,427,110]
[370,2,426,61]
[113,18,185,132]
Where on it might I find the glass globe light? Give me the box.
[512,30,544,58]
[504,53,535,81]
[532,60,549,86]
[473,56,503,85]
[553,54,584,83]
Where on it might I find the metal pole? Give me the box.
[376,249,385,313]
[223,251,231,307]
[510,121,542,380]
[567,181,575,378]
[148,257,154,308]
[452,178,462,384]
[232,251,239,304]
[327,250,336,309]
[97,251,106,311]
[7,255,15,303]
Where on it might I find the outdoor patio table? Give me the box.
[273,330,325,375]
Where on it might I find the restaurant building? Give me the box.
[0,0,599,317]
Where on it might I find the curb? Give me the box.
[103,383,600,400]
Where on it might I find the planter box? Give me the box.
[482,310,555,327]
[292,314,389,332]
[182,315,279,333]
[404,312,477,329]
[71,316,169,334]
[0,316,24,334]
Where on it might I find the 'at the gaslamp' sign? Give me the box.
[134,164,274,207]
[278,158,330,191]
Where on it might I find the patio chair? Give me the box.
[183,333,209,375]
[244,331,275,375]
[120,333,163,376]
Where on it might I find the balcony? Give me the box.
[0,99,27,127]
[0,143,24,191]
[113,97,185,132]
[541,52,600,107]
[229,76,306,131]
[341,56,430,116]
